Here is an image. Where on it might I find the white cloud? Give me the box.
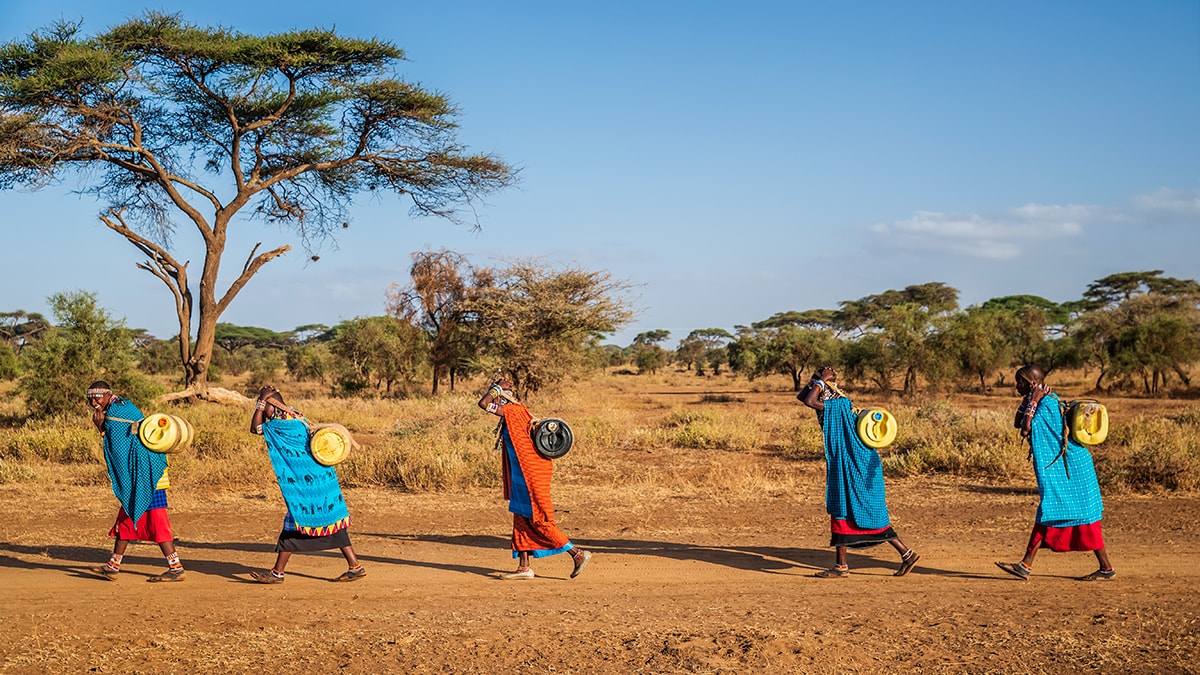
[868,207,1085,260]
[1131,187,1200,218]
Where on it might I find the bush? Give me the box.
[0,417,99,463]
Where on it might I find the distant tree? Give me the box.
[935,306,1015,390]
[329,316,428,395]
[683,328,733,375]
[1073,271,1200,392]
[0,13,513,397]
[285,343,333,383]
[136,336,186,377]
[732,311,841,390]
[466,259,633,399]
[837,282,959,393]
[18,291,162,417]
[633,330,671,346]
[1083,270,1200,308]
[630,329,670,375]
[734,323,840,391]
[386,249,479,395]
[0,310,50,355]
[214,323,291,355]
[635,345,668,374]
[291,324,332,344]
[674,335,706,373]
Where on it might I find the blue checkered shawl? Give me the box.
[262,418,350,531]
[821,397,891,530]
[1029,393,1104,527]
[101,398,167,524]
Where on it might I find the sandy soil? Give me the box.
[1,480,1197,673]
[1,385,1197,673]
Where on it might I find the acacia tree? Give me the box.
[631,329,670,375]
[837,282,959,394]
[0,14,512,399]
[0,310,50,356]
[213,322,291,355]
[385,249,478,395]
[1074,271,1200,392]
[466,259,633,400]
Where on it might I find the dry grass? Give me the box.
[0,371,1197,495]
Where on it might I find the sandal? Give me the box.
[334,567,367,582]
[570,550,592,579]
[895,551,920,577]
[249,569,285,584]
[1078,568,1115,582]
[147,568,186,583]
[89,565,119,581]
[994,561,1031,581]
[815,567,849,578]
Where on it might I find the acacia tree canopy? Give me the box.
[0,13,514,397]
[466,259,633,399]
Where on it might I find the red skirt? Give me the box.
[1026,522,1105,554]
[512,514,572,555]
[109,507,174,543]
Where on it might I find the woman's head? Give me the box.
[813,365,837,381]
[1015,365,1044,394]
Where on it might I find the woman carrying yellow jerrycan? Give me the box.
[799,366,919,579]
[86,381,188,582]
[247,385,365,584]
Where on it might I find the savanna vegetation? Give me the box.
[0,265,1197,496]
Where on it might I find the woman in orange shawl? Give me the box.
[479,378,591,580]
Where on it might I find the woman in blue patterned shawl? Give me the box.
[799,366,919,579]
[86,381,187,582]
[247,385,365,584]
[995,365,1115,582]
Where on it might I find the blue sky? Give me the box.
[1,2,1197,347]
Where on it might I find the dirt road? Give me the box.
[1,473,1197,674]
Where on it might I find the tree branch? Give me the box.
[215,243,292,316]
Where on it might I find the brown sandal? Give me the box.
[815,567,849,578]
[89,565,119,581]
[895,552,920,577]
[147,568,186,583]
[249,569,284,584]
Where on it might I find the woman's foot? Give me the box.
[815,566,849,578]
[249,569,285,584]
[994,561,1031,581]
[334,566,367,582]
[89,564,119,581]
[501,567,535,580]
[1078,568,1115,582]
[570,550,592,579]
[147,567,186,583]
[895,550,920,577]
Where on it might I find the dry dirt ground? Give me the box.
[1,387,1198,673]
